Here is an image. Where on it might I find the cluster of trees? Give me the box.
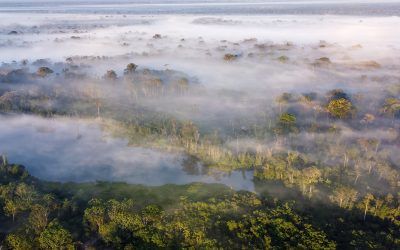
[101,63,191,98]
[101,97,399,209]
[0,162,75,249]
[0,78,398,185]
[1,158,399,249]
[1,60,400,248]
[0,62,194,117]
[2,81,398,205]
[83,196,335,249]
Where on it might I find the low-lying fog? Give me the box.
[1,14,399,62]
[1,0,399,16]
[1,13,399,120]
[0,115,254,190]
[0,1,399,191]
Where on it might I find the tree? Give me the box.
[327,98,353,119]
[85,83,103,117]
[0,183,35,222]
[279,113,296,126]
[362,193,374,221]
[124,63,138,75]
[301,167,321,196]
[180,121,200,149]
[286,152,300,184]
[173,77,189,95]
[15,183,36,207]
[29,204,50,233]
[6,233,33,250]
[143,78,162,97]
[84,198,106,231]
[276,113,297,134]
[2,154,8,166]
[330,186,358,209]
[373,198,384,216]
[224,53,238,61]
[104,70,117,81]
[37,67,53,77]
[4,199,19,221]
[353,164,362,185]
[38,220,74,250]
[276,93,292,112]
[381,98,400,123]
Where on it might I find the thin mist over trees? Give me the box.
[0,4,400,249]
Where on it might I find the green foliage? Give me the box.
[275,113,298,134]
[382,98,400,118]
[279,112,296,125]
[327,98,353,119]
[0,82,400,249]
[82,195,335,249]
[0,161,399,249]
[5,233,33,250]
[38,220,74,250]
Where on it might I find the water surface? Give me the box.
[0,115,254,191]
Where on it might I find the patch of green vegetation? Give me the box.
[1,160,399,249]
[1,64,400,248]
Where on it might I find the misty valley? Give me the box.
[0,1,400,249]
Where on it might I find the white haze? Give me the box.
[0,1,399,189]
[0,115,254,190]
[0,14,399,62]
